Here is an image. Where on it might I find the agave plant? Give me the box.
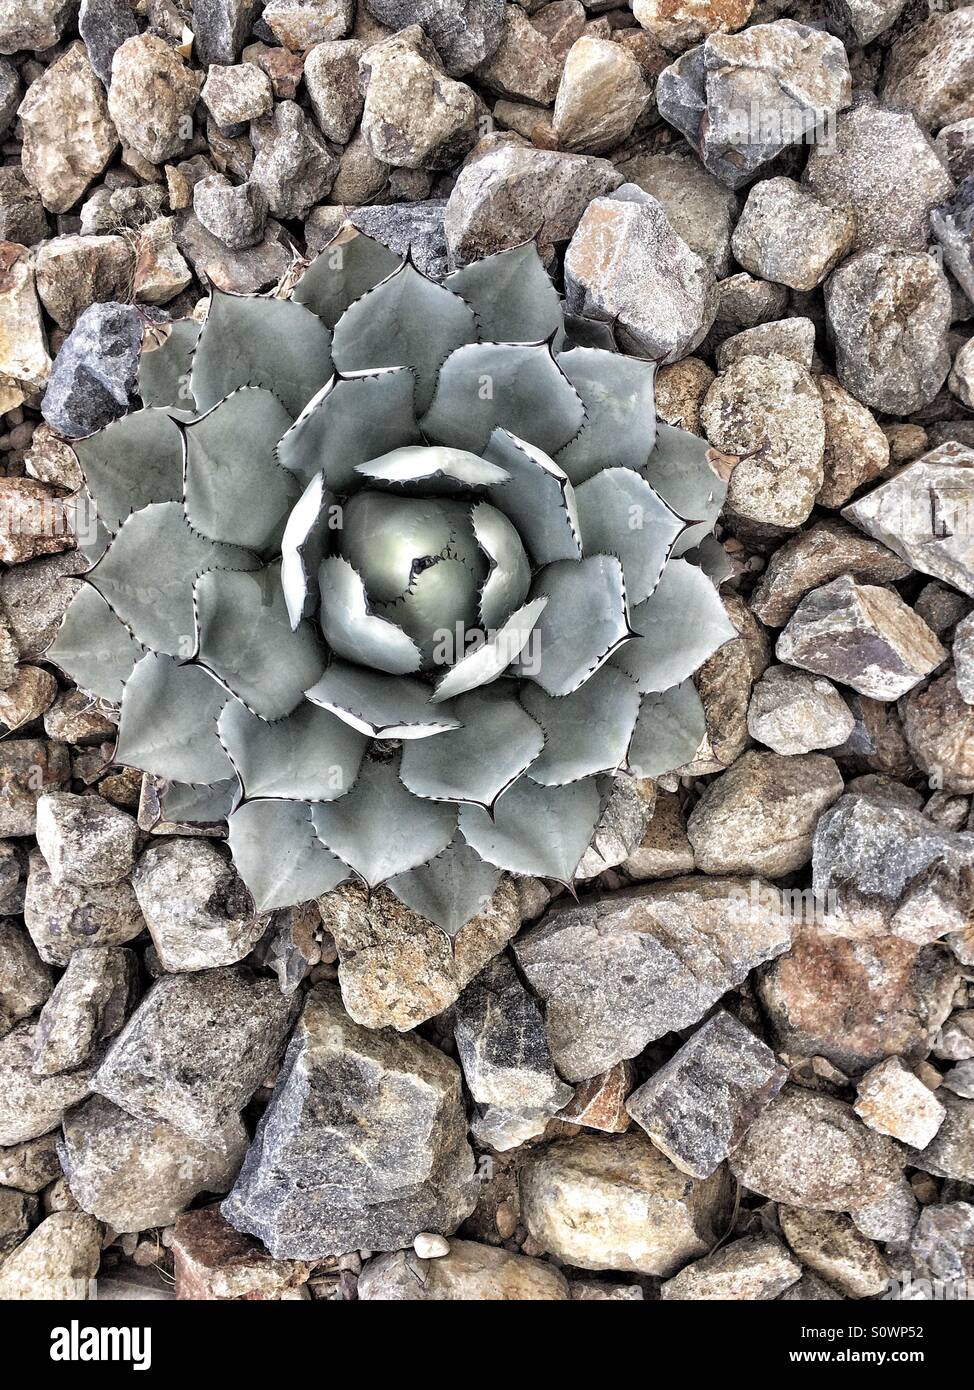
[49,226,734,935]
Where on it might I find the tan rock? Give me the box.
[817,374,890,509]
[661,1234,800,1300]
[552,37,649,154]
[901,668,974,793]
[108,34,203,165]
[684,590,770,772]
[132,217,192,305]
[0,243,51,412]
[358,1239,570,1300]
[0,1211,102,1300]
[0,666,57,730]
[173,1206,311,1301]
[0,478,72,566]
[633,0,753,52]
[855,1056,947,1149]
[18,44,117,214]
[474,5,561,104]
[34,234,135,331]
[653,356,714,435]
[622,790,695,880]
[779,1207,892,1297]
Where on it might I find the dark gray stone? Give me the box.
[192,174,268,250]
[41,302,142,439]
[0,56,18,138]
[78,0,138,87]
[932,175,974,308]
[363,0,505,75]
[194,0,259,66]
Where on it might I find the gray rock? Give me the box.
[911,1092,974,1182]
[472,3,560,104]
[852,1179,920,1247]
[824,0,907,45]
[716,318,816,371]
[193,174,269,250]
[303,38,364,143]
[0,167,48,246]
[931,176,974,308]
[615,148,738,277]
[79,0,138,87]
[0,740,71,837]
[94,967,296,1140]
[805,103,953,255]
[729,1086,903,1212]
[0,920,52,1039]
[59,1095,247,1232]
[359,26,480,171]
[194,0,259,66]
[710,272,789,344]
[0,55,18,138]
[780,1273,845,1300]
[626,1010,787,1179]
[824,249,952,414]
[656,21,852,189]
[338,201,448,281]
[201,61,273,130]
[0,1133,62,1194]
[880,8,974,133]
[732,177,855,291]
[0,1187,38,1257]
[175,209,293,294]
[222,984,478,1259]
[574,774,656,879]
[943,1061,974,1099]
[18,43,117,215]
[0,0,76,52]
[32,947,137,1077]
[910,1202,974,1281]
[814,793,974,947]
[936,118,974,184]
[41,302,143,439]
[444,136,621,267]
[0,1211,102,1301]
[776,574,947,701]
[951,339,974,412]
[661,1234,802,1300]
[687,749,844,877]
[779,1206,892,1298]
[24,850,145,967]
[564,185,717,363]
[132,839,268,973]
[514,876,791,1081]
[747,666,855,755]
[35,793,138,889]
[108,34,203,165]
[845,444,974,601]
[359,1239,570,1300]
[0,1019,94,1146]
[363,0,505,76]
[519,1131,731,1275]
[250,100,337,220]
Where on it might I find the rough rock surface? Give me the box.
[0,1019,94,1146]
[0,1211,102,1300]
[358,1239,570,1300]
[750,519,912,628]
[18,44,116,214]
[854,1056,946,1150]
[779,1206,891,1298]
[171,1206,312,1300]
[747,666,855,755]
[660,1234,801,1300]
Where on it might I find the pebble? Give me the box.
[731,177,855,291]
[108,35,203,165]
[854,1056,947,1150]
[413,1232,450,1259]
[747,665,855,756]
[41,301,143,439]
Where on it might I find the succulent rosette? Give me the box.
[49,226,734,934]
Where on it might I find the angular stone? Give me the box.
[444,137,621,266]
[37,233,139,335]
[910,1202,974,1282]
[758,931,959,1073]
[35,793,137,889]
[615,150,738,279]
[24,850,145,967]
[951,339,974,413]
[41,301,143,439]
[911,1092,974,1181]
[710,271,788,343]
[250,100,337,219]
[852,1178,920,1248]
[805,103,953,255]
[359,1239,569,1300]
[816,374,891,511]
[0,666,57,731]
[751,520,912,629]
[473,4,560,104]
[559,1061,634,1133]
[701,353,825,529]
[31,947,137,1077]
[655,21,851,189]
[0,1187,38,1257]
[776,575,946,701]
[779,1207,891,1298]
[0,479,71,567]
[0,1211,101,1300]
[932,176,974,305]
[132,839,268,973]
[317,879,519,1032]
[626,1010,787,1178]
[0,1133,61,1194]
[18,44,117,214]
[303,38,364,143]
[812,794,974,944]
[359,26,479,171]
[221,984,478,1259]
[0,0,76,53]
[94,967,296,1140]
[195,0,260,66]
[0,244,51,414]
[881,8,974,132]
[716,317,815,372]
[779,1273,844,1300]
[747,666,855,756]
[687,750,843,877]
[574,774,656,879]
[79,0,139,87]
[633,0,753,52]
[943,1061,974,1098]
[262,0,354,49]
[565,186,716,363]
[661,1233,801,1301]
[855,1056,947,1150]
[552,37,649,155]
[622,790,696,880]
[729,1086,903,1212]
[341,201,448,280]
[0,739,70,837]
[202,62,273,129]
[685,591,770,774]
[132,215,192,305]
[108,35,203,165]
[514,876,791,1081]
[519,1131,730,1276]
[0,920,52,1039]
[363,0,504,76]
[0,552,86,662]
[0,1019,94,1146]
[172,1206,311,1300]
[731,177,854,292]
[901,669,974,793]
[59,1095,247,1232]
[825,249,952,415]
[0,168,48,246]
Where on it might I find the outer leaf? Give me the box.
[219,698,365,801]
[276,367,422,491]
[293,225,401,328]
[47,585,145,703]
[311,754,457,886]
[228,799,349,911]
[421,342,584,457]
[305,660,461,738]
[555,347,657,483]
[399,685,545,810]
[611,558,737,693]
[483,429,581,566]
[281,471,333,629]
[195,563,325,720]
[459,777,601,881]
[191,289,334,417]
[317,556,422,675]
[445,242,564,345]
[643,422,727,557]
[388,836,502,938]
[88,501,258,657]
[356,445,508,491]
[471,501,531,630]
[138,319,200,410]
[182,387,297,552]
[330,259,477,413]
[575,468,684,605]
[520,666,641,785]
[115,652,233,783]
[517,555,633,697]
[73,408,184,532]
[159,779,236,824]
[430,597,547,703]
[626,679,706,779]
